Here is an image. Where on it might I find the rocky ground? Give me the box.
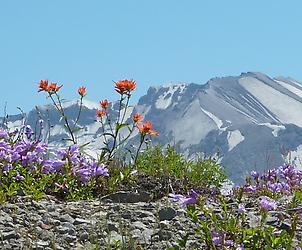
[0,191,302,249]
[0,192,202,250]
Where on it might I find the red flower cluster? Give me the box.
[115,79,136,94]
[96,109,107,118]
[96,99,109,118]
[137,121,159,136]
[38,80,63,93]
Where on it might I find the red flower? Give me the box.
[96,109,107,118]
[78,86,86,97]
[132,113,142,123]
[46,82,63,93]
[38,80,49,92]
[137,121,159,136]
[100,99,109,109]
[115,79,136,94]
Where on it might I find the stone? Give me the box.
[100,191,152,203]
[107,222,119,232]
[59,214,74,224]
[74,218,91,225]
[79,231,89,242]
[1,231,20,240]
[63,234,77,243]
[158,207,177,221]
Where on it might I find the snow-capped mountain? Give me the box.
[3,72,302,184]
[135,72,302,183]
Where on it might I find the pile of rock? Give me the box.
[0,191,302,249]
[0,192,202,249]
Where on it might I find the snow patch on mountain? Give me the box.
[275,80,302,98]
[155,84,187,109]
[200,107,224,130]
[170,99,216,148]
[7,120,23,129]
[290,144,302,170]
[227,130,244,151]
[239,77,302,127]
[258,123,285,137]
[61,99,99,110]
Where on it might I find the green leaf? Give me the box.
[79,142,91,150]
[115,123,129,131]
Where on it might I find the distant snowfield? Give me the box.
[61,99,99,110]
[170,99,216,147]
[258,123,285,137]
[239,77,302,127]
[290,144,302,170]
[155,84,186,109]
[275,80,302,98]
[227,130,244,151]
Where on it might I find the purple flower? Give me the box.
[213,236,221,246]
[169,189,199,207]
[225,239,234,246]
[94,164,109,177]
[25,125,34,139]
[267,182,283,192]
[15,172,25,181]
[244,185,257,193]
[52,160,66,171]
[238,204,246,214]
[0,128,8,140]
[236,244,245,250]
[259,196,277,211]
[250,170,259,178]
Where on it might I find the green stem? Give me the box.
[72,96,83,131]
[134,134,145,165]
[50,93,77,144]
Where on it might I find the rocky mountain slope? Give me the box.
[3,72,302,184]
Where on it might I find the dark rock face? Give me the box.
[3,72,302,183]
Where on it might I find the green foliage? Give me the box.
[135,145,227,190]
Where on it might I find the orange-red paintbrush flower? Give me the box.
[96,109,107,118]
[100,99,109,109]
[115,79,136,94]
[38,80,49,92]
[132,113,143,123]
[78,86,86,97]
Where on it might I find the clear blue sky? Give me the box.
[1,1,301,114]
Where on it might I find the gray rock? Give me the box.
[74,218,91,225]
[100,191,152,203]
[63,234,77,243]
[1,231,20,240]
[59,214,74,224]
[158,207,177,221]
[56,226,69,234]
[79,231,89,242]
[36,240,49,249]
[107,222,119,232]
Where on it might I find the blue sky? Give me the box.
[0,1,301,114]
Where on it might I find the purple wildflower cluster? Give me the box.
[0,126,109,185]
[244,164,302,195]
[44,144,108,183]
[0,127,47,180]
[259,196,277,211]
[211,230,234,247]
[169,189,199,207]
